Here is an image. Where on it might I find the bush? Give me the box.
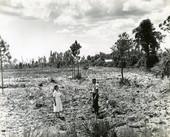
[83,64,89,70]
[108,99,117,108]
[105,62,114,67]
[151,57,170,78]
[146,55,159,68]
[75,73,82,80]
[119,78,131,86]
[135,56,146,68]
[93,58,105,66]
[83,119,117,137]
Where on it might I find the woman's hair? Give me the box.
[92,78,96,84]
[54,85,59,90]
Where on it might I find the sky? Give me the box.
[0,0,170,62]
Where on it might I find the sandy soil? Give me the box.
[0,67,169,136]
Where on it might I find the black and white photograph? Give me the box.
[0,0,170,136]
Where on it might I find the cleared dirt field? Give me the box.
[0,67,170,136]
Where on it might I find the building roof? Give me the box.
[105,59,113,62]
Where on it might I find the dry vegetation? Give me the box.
[0,67,170,137]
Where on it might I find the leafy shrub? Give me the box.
[83,119,117,137]
[75,73,82,80]
[108,99,117,108]
[93,58,105,66]
[119,78,131,86]
[146,55,159,68]
[105,62,114,67]
[151,56,170,79]
[83,64,89,70]
[135,56,146,68]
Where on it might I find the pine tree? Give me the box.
[0,36,12,95]
[133,19,164,68]
[111,32,133,80]
[70,40,82,78]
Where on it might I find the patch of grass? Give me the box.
[153,127,169,137]
[118,126,139,137]
[119,78,131,86]
[118,126,169,137]
[9,124,79,137]
[8,122,169,137]
[66,123,78,137]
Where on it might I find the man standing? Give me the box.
[91,78,99,115]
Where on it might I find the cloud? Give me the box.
[53,5,79,25]
[123,0,164,13]
[0,0,170,40]
[0,0,170,61]
[0,8,21,17]
[84,18,136,42]
[0,0,168,24]
[56,28,71,34]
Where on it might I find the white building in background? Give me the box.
[104,59,113,63]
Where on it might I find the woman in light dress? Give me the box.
[53,85,63,118]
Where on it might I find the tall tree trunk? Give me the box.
[50,65,53,79]
[77,60,79,76]
[72,64,73,78]
[74,63,75,78]
[72,64,75,79]
[121,67,124,80]
[146,49,150,68]
[144,45,150,68]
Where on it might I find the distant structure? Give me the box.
[104,59,113,63]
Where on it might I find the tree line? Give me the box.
[1,17,170,78]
